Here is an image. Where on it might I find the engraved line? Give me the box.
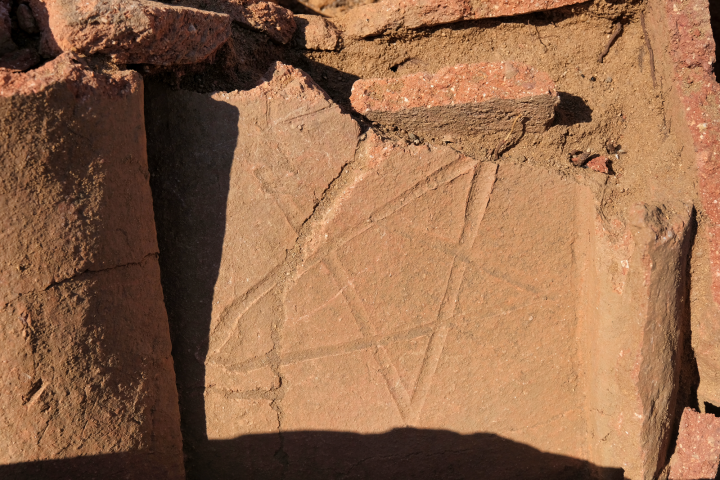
[300,155,478,274]
[370,158,477,224]
[324,250,376,338]
[406,161,498,423]
[214,297,551,374]
[208,274,279,359]
[253,168,305,232]
[326,249,414,419]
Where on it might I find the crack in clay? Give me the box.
[42,252,160,292]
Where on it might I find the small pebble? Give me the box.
[590,76,597,82]
[604,76,613,83]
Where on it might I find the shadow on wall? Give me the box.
[143,80,237,477]
[0,429,627,480]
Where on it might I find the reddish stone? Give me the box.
[645,0,720,411]
[294,14,341,50]
[178,0,296,43]
[669,408,720,480]
[145,61,359,478]
[647,0,720,304]
[339,0,587,40]
[0,53,183,477]
[28,0,231,64]
[586,155,610,174]
[0,47,41,72]
[578,198,693,480]
[350,62,557,145]
[16,3,38,34]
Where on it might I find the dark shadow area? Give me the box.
[144,81,238,478]
[0,429,627,480]
[665,209,701,467]
[283,52,363,113]
[705,401,720,417]
[710,0,720,82]
[0,451,174,480]
[555,92,594,125]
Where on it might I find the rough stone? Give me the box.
[586,155,610,174]
[145,61,359,478]
[0,53,184,477]
[28,0,231,64]
[668,408,720,480]
[176,0,296,43]
[294,14,341,50]
[350,62,557,148]
[17,3,38,34]
[338,0,588,40]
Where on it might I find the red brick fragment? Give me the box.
[28,0,231,65]
[176,0,296,43]
[339,0,587,40]
[669,408,720,480]
[350,62,557,145]
[294,14,341,50]
[586,155,610,174]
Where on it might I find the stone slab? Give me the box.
[0,53,159,304]
[0,53,183,476]
[28,0,231,64]
[645,0,720,418]
[350,62,557,146]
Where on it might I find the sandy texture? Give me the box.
[0,53,184,478]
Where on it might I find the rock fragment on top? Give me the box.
[175,0,296,44]
[28,0,232,65]
[350,62,558,147]
[294,14,341,50]
[339,0,587,40]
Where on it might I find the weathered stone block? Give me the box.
[350,62,557,146]
[0,53,183,477]
[669,407,720,480]
[645,0,720,418]
[576,186,693,480]
[145,61,359,478]
[28,0,231,64]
